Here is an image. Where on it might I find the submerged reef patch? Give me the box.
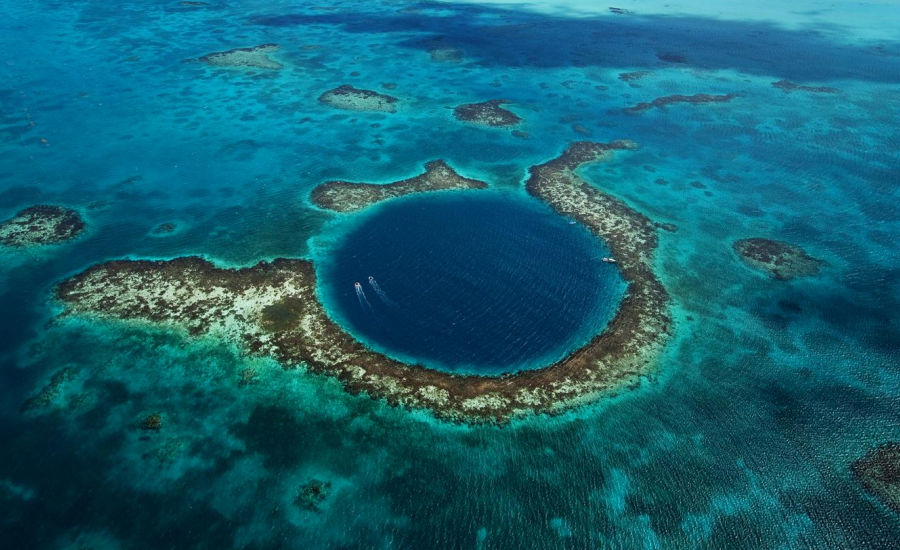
[624,93,737,114]
[56,142,671,422]
[733,238,823,280]
[199,44,283,70]
[618,71,652,82]
[0,205,86,247]
[772,80,840,94]
[852,443,900,515]
[453,100,522,127]
[318,85,398,113]
[310,160,487,213]
[152,222,177,235]
[429,48,463,62]
[296,479,331,511]
[21,366,80,411]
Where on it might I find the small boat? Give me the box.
[568,220,577,225]
[354,282,362,289]
[601,257,617,263]
[368,276,375,283]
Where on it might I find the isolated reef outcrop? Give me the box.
[733,238,823,280]
[318,85,398,113]
[0,205,86,247]
[56,142,672,422]
[852,443,900,515]
[453,100,522,127]
[310,160,487,213]
[772,80,839,94]
[624,93,737,114]
[199,44,283,70]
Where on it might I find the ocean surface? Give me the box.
[318,191,624,374]
[1,0,899,548]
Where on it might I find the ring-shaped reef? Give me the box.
[54,141,672,423]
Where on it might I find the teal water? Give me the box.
[1,1,899,548]
[317,191,624,374]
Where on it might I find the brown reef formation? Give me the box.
[453,100,522,127]
[733,238,823,280]
[21,366,80,411]
[0,205,86,247]
[852,443,900,514]
[772,80,839,94]
[624,93,737,114]
[55,142,671,422]
[310,160,487,213]
[296,479,331,511]
[318,85,398,113]
[618,71,652,82]
[199,44,283,70]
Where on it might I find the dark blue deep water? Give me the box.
[2,0,900,548]
[319,193,624,373]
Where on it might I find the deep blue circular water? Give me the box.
[319,192,626,374]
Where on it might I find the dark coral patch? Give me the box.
[21,366,80,411]
[318,85,398,113]
[657,53,686,63]
[310,160,487,213]
[852,443,900,514]
[152,222,177,235]
[141,413,163,431]
[260,297,306,333]
[453,99,522,127]
[296,479,332,511]
[772,80,840,94]
[0,205,86,247]
[733,238,823,280]
[625,93,737,114]
[618,71,652,82]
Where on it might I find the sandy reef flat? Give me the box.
[199,44,283,70]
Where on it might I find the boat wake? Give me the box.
[368,276,397,307]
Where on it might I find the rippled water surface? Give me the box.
[319,192,624,373]
[1,0,899,548]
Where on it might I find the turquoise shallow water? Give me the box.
[1,1,899,548]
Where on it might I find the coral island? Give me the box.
[56,142,671,422]
[852,443,900,514]
[310,160,487,213]
[733,238,823,280]
[453,100,522,127]
[318,85,398,113]
[772,80,839,94]
[199,44,283,70]
[0,205,86,247]
[624,93,737,114]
